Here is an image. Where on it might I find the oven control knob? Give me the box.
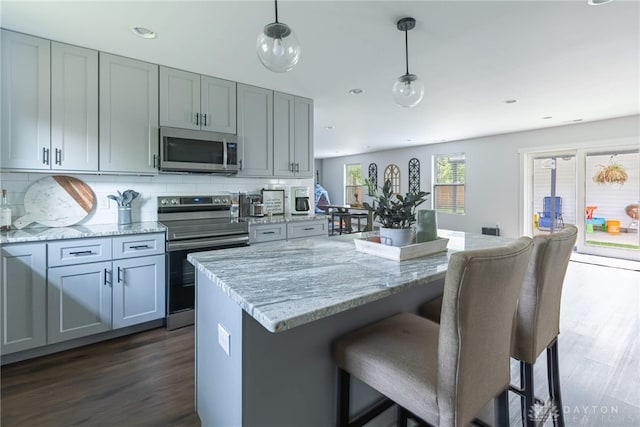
[214,198,221,204]
[160,199,168,206]
[170,198,179,205]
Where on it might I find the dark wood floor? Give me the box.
[1,259,638,426]
[1,326,200,427]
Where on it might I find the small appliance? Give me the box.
[159,127,238,174]
[291,186,310,215]
[250,203,266,217]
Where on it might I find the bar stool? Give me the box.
[349,213,368,232]
[331,211,351,235]
[419,225,578,427]
[333,237,533,427]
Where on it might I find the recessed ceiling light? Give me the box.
[542,116,553,120]
[130,27,157,39]
[405,139,412,142]
[325,126,335,130]
[587,0,613,5]
[504,99,518,104]
[349,88,364,95]
[573,119,583,122]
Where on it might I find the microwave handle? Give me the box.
[223,139,228,169]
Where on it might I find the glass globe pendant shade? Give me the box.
[257,22,301,73]
[392,73,424,108]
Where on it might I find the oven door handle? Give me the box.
[167,236,249,252]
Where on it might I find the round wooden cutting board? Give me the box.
[13,176,96,229]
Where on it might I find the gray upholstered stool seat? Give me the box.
[419,225,578,427]
[334,237,533,427]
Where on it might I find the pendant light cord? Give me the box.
[404,29,410,76]
[274,0,279,23]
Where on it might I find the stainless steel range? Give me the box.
[158,195,249,330]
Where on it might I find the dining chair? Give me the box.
[420,225,578,427]
[333,237,533,427]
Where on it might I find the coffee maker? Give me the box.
[291,186,310,215]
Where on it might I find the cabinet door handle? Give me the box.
[239,159,243,171]
[129,244,150,250]
[69,250,95,256]
[104,268,110,286]
[42,147,50,165]
[55,148,62,165]
[153,154,158,169]
[203,113,208,126]
[195,113,200,126]
[296,163,300,173]
[117,267,123,283]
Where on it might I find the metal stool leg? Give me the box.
[521,361,535,427]
[547,341,565,427]
[337,369,350,426]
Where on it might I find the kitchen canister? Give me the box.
[118,206,132,225]
[416,210,438,243]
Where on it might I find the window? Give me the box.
[383,164,401,194]
[345,163,364,206]
[434,153,465,214]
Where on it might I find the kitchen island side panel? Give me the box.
[196,270,243,427]
[237,277,445,427]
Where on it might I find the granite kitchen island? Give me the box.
[188,230,513,427]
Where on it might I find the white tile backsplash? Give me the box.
[0,172,314,226]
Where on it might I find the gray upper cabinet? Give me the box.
[273,92,314,178]
[237,84,274,177]
[51,42,99,171]
[160,66,236,134]
[0,243,47,355]
[293,96,314,178]
[0,30,51,170]
[99,53,159,174]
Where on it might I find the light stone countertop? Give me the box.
[188,229,514,333]
[243,214,326,225]
[0,222,166,244]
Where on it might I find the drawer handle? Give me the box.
[262,231,276,235]
[69,250,95,256]
[303,227,315,231]
[129,244,151,250]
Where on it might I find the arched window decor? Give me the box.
[408,158,420,194]
[384,164,401,194]
[368,163,378,195]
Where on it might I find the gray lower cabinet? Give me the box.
[0,243,47,355]
[249,219,327,244]
[47,260,112,344]
[99,53,159,174]
[112,254,165,329]
[237,84,274,177]
[249,223,287,244]
[286,219,327,239]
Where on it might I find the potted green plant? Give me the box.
[363,179,430,246]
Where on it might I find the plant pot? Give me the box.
[379,227,414,247]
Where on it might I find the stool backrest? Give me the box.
[512,225,578,363]
[437,237,533,427]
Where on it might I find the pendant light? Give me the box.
[257,0,300,73]
[392,17,424,108]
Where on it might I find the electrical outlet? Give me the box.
[218,323,230,356]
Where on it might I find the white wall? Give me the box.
[319,115,640,238]
[0,172,313,226]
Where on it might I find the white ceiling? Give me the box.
[2,0,638,159]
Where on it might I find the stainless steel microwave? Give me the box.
[159,127,239,174]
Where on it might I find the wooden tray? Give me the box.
[354,237,449,261]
